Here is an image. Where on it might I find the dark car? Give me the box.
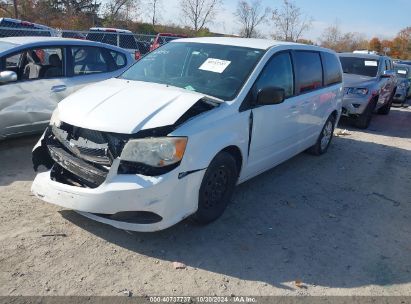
[0,18,57,38]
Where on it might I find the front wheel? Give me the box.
[307,115,336,155]
[193,152,238,224]
[378,91,395,115]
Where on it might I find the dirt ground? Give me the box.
[0,106,410,296]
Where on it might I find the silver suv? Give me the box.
[339,53,397,128]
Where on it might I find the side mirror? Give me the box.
[381,70,395,78]
[256,87,285,106]
[0,71,17,84]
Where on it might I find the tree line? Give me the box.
[0,0,410,59]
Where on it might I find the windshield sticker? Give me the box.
[364,61,378,66]
[398,70,407,75]
[199,58,231,73]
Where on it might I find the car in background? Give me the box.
[0,18,57,37]
[61,31,86,40]
[396,60,411,66]
[0,37,133,139]
[393,63,411,106]
[86,27,142,60]
[31,38,343,232]
[149,33,188,52]
[338,53,397,129]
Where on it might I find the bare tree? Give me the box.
[320,22,368,52]
[271,0,312,42]
[234,0,269,38]
[180,0,221,32]
[0,0,16,17]
[147,0,161,26]
[104,0,140,25]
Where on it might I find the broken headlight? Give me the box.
[120,137,188,167]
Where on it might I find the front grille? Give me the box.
[52,125,112,166]
[48,146,108,188]
[45,123,124,188]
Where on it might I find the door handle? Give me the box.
[51,85,67,93]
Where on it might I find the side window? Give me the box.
[109,50,127,69]
[322,52,342,86]
[3,47,63,81]
[294,51,323,93]
[254,52,294,99]
[71,47,110,76]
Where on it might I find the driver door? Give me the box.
[243,51,303,178]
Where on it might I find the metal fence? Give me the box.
[0,27,178,55]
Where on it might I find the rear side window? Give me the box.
[254,52,294,98]
[71,46,111,75]
[322,52,342,86]
[294,51,323,94]
[110,50,127,68]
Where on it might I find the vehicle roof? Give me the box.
[394,63,410,69]
[0,36,132,55]
[338,52,384,60]
[0,17,53,29]
[171,37,332,52]
[89,27,132,33]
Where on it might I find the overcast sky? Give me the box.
[141,0,411,42]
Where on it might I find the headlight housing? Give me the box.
[49,108,61,127]
[345,87,369,95]
[120,137,188,167]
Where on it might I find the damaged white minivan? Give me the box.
[31,37,343,232]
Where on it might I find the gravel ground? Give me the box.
[0,106,410,296]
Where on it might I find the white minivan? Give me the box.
[31,37,343,232]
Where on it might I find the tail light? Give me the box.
[135,51,141,60]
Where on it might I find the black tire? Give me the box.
[193,152,238,224]
[377,90,395,115]
[307,114,336,156]
[354,97,377,129]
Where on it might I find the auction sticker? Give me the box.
[364,60,378,66]
[199,58,231,73]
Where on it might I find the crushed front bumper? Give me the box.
[31,125,205,232]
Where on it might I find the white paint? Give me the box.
[364,60,378,66]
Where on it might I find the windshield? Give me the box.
[120,42,264,100]
[0,41,17,53]
[340,57,379,77]
[395,67,409,78]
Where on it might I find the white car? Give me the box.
[31,37,343,232]
[0,37,134,139]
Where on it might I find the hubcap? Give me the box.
[320,121,333,150]
[203,166,229,209]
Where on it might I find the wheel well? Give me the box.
[221,145,243,174]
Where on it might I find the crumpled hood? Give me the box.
[343,73,377,88]
[58,78,210,134]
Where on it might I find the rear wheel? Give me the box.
[354,97,377,129]
[193,152,238,224]
[307,114,336,155]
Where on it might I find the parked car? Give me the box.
[339,53,397,129]
[393,63,411,106]
[31,37,343,232]
[61,31,86,40]
[0,37,133,139]
[86,27,141,60]
[149,33,188,52]
[0,18,57,37]
[396,60,411,66]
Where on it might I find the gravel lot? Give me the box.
[0,107,410,296]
